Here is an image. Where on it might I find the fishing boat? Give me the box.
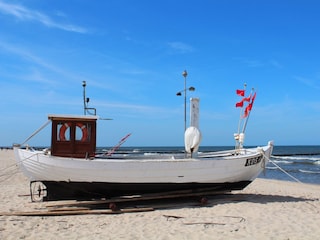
[13,82,273,201]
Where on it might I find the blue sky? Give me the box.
[0,0,320,147]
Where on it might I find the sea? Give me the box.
[97,145,320,185]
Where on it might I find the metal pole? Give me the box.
[182,70,188,131]
[82,81,86,115]
[184,77,186,131]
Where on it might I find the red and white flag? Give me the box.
[242,92,256,118]
[235,95,251,108]
[236,89,245,97]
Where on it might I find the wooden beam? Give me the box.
[0,207,154,217]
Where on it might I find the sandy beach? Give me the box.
[0,149,319,240]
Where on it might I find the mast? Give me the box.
[82,81,96,115]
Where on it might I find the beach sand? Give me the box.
[0,149,319,240]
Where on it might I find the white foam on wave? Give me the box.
[271,160,292,164]
[299,169,320,174]
[266,166,278,170]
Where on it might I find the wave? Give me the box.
[265,166,278,170]
[271,160,292,164]
[299,169,320,174]
[271,155,320,165]
[272,155,320,161]
[266,167,320,176]
[274,153,320,157]
[143,152,160,156]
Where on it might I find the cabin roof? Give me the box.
[48,114,99,121]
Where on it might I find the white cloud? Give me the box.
[167,41,194,53]
[232,57,263,68]
[294,76,320,90]
[0,40,83,85]
[0,1,87,33]
[269,59,283,69]
[0,41,62,72]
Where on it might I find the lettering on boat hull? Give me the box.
[244,155,263,167]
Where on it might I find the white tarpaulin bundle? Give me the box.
[184,126,201,154]
[184,98,202,154]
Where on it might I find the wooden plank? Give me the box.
[0,207,154,217]
[0,193,243,217]
[47,207,90,212]
[136,201,200,210]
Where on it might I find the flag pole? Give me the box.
[237,83,246,133]
[235,83,246,149]
[242,89,255,134]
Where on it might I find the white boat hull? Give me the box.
[14,142,273,200]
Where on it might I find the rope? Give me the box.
[261,151,302,184]
[3,119,50,182]
[0,162,19,174]
[21,120,51,146]
[0,158,21,183]
[261,151,320,213]
[0,168,20,183]
[0,151,40,183]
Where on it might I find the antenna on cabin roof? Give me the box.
[82,81,96,116]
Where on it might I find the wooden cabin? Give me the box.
[48,114,98,158]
